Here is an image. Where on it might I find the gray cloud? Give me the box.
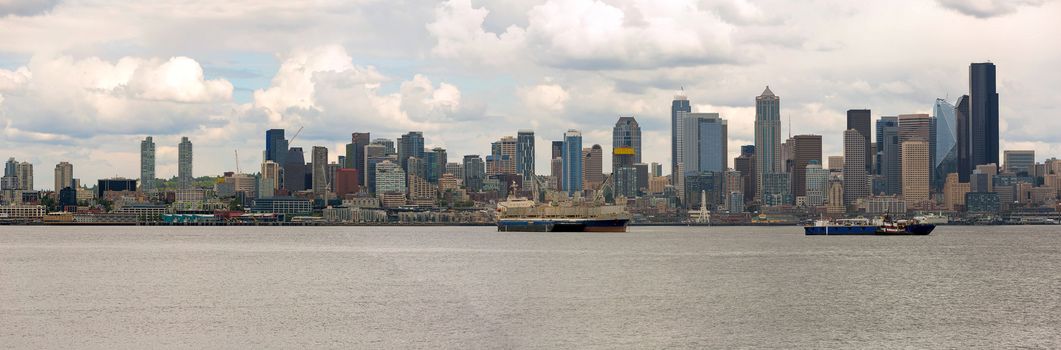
[0,0,59,17]
[936,0,1046,18]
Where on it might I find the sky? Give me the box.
[1,0,1059,190]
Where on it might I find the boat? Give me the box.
[805,216,935,236]
[913,212,949,225]
[495,196,630,232]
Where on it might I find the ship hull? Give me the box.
[497,219,629,232]
[805,224,935,235]
[804,226,879,235]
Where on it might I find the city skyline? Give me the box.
[2,1,1060,189]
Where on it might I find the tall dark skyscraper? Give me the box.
[955,95,971,182]
[551,141,564,159]
[345,132,370,175]
[671,92,691,183]
[969,62,999,171]
[846,109,872,174]
[754,86,781,201]
[284,147,307,191]
[516,130,535,182]
[265,129,288,166]
[734,145,756,203]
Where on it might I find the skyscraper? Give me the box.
[265,129,288,166]
[177,136,193,189]
[790,135,822,198]
[374,160,406,194]
[679,112,728,175]
[260,160,281,197]
[901,140,930,208]
[969,62,999,171]
[462,155,485,192]
[345,132,370,174]
[284,147,307,192]
[898,114,932,194]
[54,162,73,192]
[516,130,535,182]
[562,130,583,194]
[805,160,828,207]
[876,116,900,194]
[734,145,756,203]
[397,131,424,172]
[843,129,868,205]
[613,117,642,164]
[955,95,972,182]
[755,86,781,200]
[847,109,872,174]
[140,136,156,192]
[933,98,959,191]
[497,136,517,174]
[671,92,691,183]
[15,161,32,191]
[311,146,328,198]
[425,147,447,183]
[582,145,603,190]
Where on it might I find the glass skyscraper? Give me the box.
[562,130,583,194]
[671,92,691,183]
[516,130,535,183]
[933,98,958,191]
[969,62,999,171]
[265,129,288,166]
[612,117,642,164]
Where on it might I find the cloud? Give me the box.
[936,0,1046,18]
[0,55,233,138]
[0,0,59,16]
[428,0,740,69]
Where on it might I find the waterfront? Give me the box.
[2,226,1059,349]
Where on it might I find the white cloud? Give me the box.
[519,83,569,112]
[428,0,739,69]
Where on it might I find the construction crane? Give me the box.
[288,126,304,147]
[234,149,241,174]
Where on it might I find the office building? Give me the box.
[397,131,425,172]
[374,160,406,194]
[516,130,535,182]
[614,166,638,199]
[678,112,728,175]
[463,155,485,192]
[265,129,288,166]
[311,146,329,198]
[1004,150,1035,176]
[790,134,822,198]
[15,162,32,191]
[613,146,636,179]
[140,136,156,192]
[284,147,307,192]
[755,86,782,198]
[54,162,73,192]
[969,62,999,172]
[847,109,872,174]
[685,171,724,209]
[177,136,193,189]
[671,92,691,184]
[805,160,828,206]
[843,129,868,205]
[425,147,447,183]
[613,117,642,164]
[901,140,930,208]
[955,95,972,181]
[345,132,370,173]
[582,144,603,191]
[650,162,663,178]
[97,178,138,198]
[260,160,281,197]
[876,116,899,194]
[827,156,844,172]
[562,130,583,194]
[734,145,756,203]
[334,168,360,198]
[762,173,791,206]
[943,173,970,211]
[933,99,959,191]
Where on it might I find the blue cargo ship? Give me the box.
[805,218,934,236]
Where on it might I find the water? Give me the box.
[1,226,1059,349]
